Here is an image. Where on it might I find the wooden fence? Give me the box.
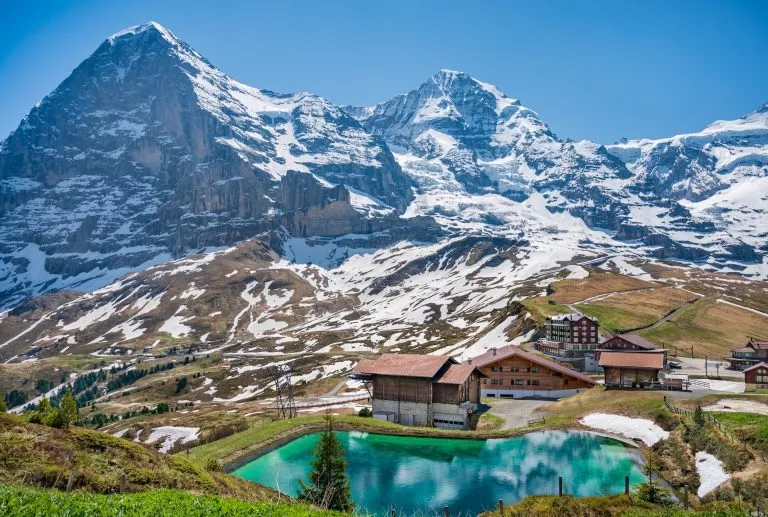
[663,397,733,441]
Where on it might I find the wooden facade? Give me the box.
[371,372,481,405]
[478,356,591,390]
[373,376,431,403]
[599,351,664,388]
[744,362,768,390]
[468,347,596,398]
[726,339,768,370]
[352,354,485,430]
[601,335,659,352]
[603,366,658,387]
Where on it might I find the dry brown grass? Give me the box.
[538,268,658,305]
[575,286,695,333]
[639,298,768,358]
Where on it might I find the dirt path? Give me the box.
[702,398,768,415]
[628,298,698,334]
[487,399,554,430]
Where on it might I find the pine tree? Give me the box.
[38,396,51,414]
[297,415,353,512]
[693,405,706,427]
[61,389,78,427]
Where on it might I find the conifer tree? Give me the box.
[61,389,78,427]
[297,415,353,512]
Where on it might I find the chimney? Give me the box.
[468,358,472,365]
[492,347,497,356]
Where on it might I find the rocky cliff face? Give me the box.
[1,23,767,310]
[0,22,414,307]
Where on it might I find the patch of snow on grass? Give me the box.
[695,451,730,497]
[580,413,669,446]
[159,305,193,338]
[144,426,199,453]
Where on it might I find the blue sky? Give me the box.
[1,0,767,143]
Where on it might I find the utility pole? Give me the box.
[705,356,708,377]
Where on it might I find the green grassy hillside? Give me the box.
[0,413,271,501]
[0,485,341,517]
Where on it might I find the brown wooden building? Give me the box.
[744,362,768,391]
[467,346,596,398]
[352,354,485,430]
[599,351,665,388]
[600,334,660,352]
[725,338,768,370]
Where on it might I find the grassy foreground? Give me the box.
[478,494,748,516]
[0,413,273,500]
[0,484,342,517]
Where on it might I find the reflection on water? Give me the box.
[233,430,645,516]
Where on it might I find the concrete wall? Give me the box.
[481,387,583,399]
[371,399,470,429]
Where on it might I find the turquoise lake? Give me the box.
[233,430,645,515]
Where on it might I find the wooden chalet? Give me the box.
[600,334,660,352]
[744,362,768,391]
[599,351,665,388]
[725,338,768,370]
[466,346,596,399]
[352,354,485,430]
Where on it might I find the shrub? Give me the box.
[357,407,372,418]
[204,459,223,472]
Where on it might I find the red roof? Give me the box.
[352,354,454,378]
[435,364,486,384]
[465,346,597,385]
[605,335,659,350]
[743,362,768,374]
[599,351,664,369]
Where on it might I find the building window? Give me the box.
[491,366,499,372]
[531,380,540,386]
[510,367,519,372]
[529,367,539,373]
[514,379,523,385]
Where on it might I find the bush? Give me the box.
[683,421,752,472]
[653,409,680,431]
[204,459,223,472]
[633,482,674,506]
[357,407,372,418]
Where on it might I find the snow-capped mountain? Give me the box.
[348,69,768,271]
[0,22,413,307]
[1,22,767,313]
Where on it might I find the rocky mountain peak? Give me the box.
[107,21,178,45]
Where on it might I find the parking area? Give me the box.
[667,356,744,380]
[485,398,554,430]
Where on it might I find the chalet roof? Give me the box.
[599,351,665,370]
[732,346,757,354]
[742,339,768,351]
[435,364,486,384]
[608,334,659,350]
[466,346,597,385]
[743,362,768,373]
[352,354,454,378]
